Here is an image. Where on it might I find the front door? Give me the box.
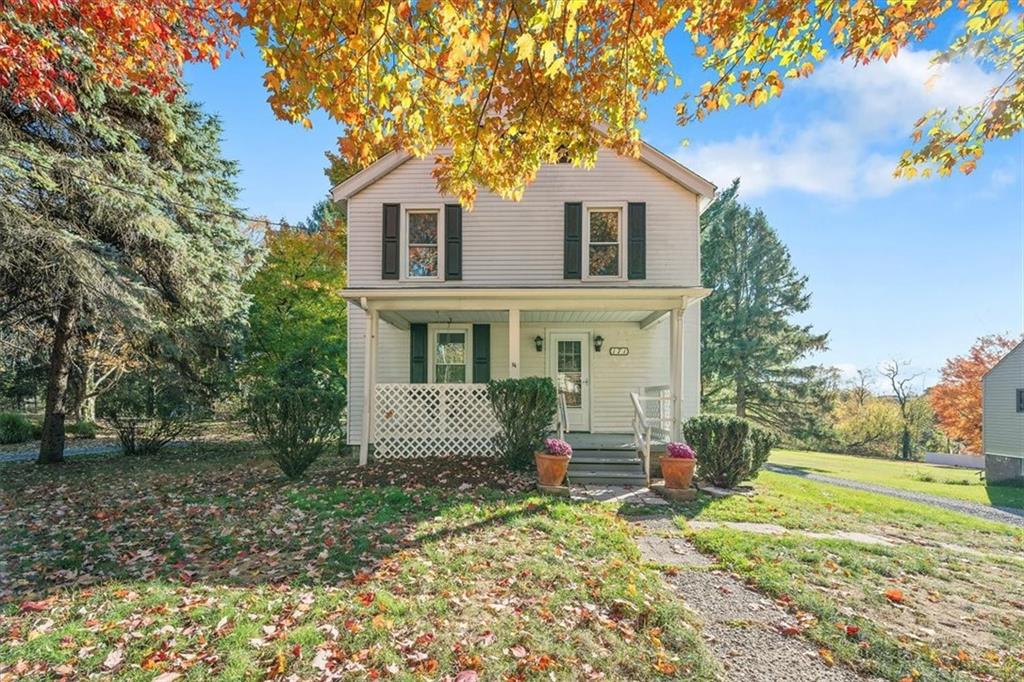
[549,333,591,432]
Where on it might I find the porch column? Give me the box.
[359,306,379,466]
[669,306,684,441]
[507,308,521,378]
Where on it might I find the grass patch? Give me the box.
[770,448,1024,510]
[676,472,1024,681]
[0,446,718,680]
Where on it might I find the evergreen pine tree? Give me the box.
[701,179,834,438]
[1,81,251,463]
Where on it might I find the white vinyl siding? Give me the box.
[346,147,700,288]
[347,305,701,444]
[983,343,1024,457]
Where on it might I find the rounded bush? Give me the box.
[682,414,778,488]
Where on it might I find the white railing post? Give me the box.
[359,307,379,466]
[669,307,684,441]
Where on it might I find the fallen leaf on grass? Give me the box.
[884,588,905,604]
[653,657,677,674]
[455,671,479,682]
[153,674,181,682]
[818,648,834,666]
[103,649,123,671]
[778,622,801,636]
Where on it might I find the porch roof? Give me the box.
[341,286,710,329]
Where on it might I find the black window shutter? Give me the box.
[444,204,462,280]
[628,202,646,280]
[472,324,490,383]
[564,202,582,279]
[382,203,400,279]
[410,323,428,383]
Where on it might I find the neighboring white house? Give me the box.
[333,144,715,466]
[983,340,1024,483]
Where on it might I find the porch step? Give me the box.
[571,448,641,461]
[567,470,648,486]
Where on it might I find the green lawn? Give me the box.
[0,445,718,680]
[675,472,1024,681]
[770,448,1024,510]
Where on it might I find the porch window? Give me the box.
[432,326,471,383]
[586,206,623,278]
[405,209,441,279]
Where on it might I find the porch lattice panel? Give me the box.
[373,383,500,458]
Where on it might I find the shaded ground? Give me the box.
[770,449,1024,511]
[673,471,1024,681]
[0,446,717,680]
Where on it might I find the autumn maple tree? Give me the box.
[244,0,1024,205]
[0,0,237,112]
[929,334,1021,453]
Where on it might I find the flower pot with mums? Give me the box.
[535,437,572,486]
[662,442,697,490]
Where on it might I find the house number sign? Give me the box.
[608,347,629,356]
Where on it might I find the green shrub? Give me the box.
[487,377,558,470]
[246,383,345,479]
[99,371,200,456]
[683,414,778,488]
[0,412,35,444]
[67,420,98,439]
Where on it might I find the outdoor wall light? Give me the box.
[534,335,544,352]
[593,335,604,352]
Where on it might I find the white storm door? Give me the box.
[549,333,591,432]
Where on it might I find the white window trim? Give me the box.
[401,205,445,281]
[428,323,472,384]
[582,202,627,281]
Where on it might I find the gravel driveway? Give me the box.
[764,463,1024,528]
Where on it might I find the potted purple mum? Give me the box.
[536,437,572,486]
[662,442,696,490]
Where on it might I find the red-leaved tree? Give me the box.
[929,334,1022,453]
[0,1,237,112]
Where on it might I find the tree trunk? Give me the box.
[38,292,80,464]
[735,378,746,419]
[79,360,97,422]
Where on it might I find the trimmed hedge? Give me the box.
[683,414,778,488]
[487,377,558,470]
[67,420,98,439]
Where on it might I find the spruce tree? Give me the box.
[701,180,834,438]
[0,81,250,463]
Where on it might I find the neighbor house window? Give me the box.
[432,326,470,383]
[405,209,441,279]
[1017,388,1024,413]
[586,206,623,278]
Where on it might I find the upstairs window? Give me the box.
[405,208,441,279]
[586,206,624,278]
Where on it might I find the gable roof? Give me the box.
[330,140,716,202]
[984,339,1024,380]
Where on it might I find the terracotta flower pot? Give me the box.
[662,457,695,490]
[535,452,571,486]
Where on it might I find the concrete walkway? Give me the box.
[764,463,1024,528]
[630,515,875,681]
[0,441,123,464]
[569,484,668,506]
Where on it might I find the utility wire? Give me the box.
[0,149,305,229]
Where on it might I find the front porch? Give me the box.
[343,287,708,471]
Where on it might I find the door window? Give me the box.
[557,340,583,407]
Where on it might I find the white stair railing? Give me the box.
[630,385,674,486]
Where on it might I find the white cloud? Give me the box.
[675,49,1000,199]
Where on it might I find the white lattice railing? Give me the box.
[373,383,500,458]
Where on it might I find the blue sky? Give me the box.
[184,29,1023,390]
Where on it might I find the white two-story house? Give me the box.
[334,142,714,471]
